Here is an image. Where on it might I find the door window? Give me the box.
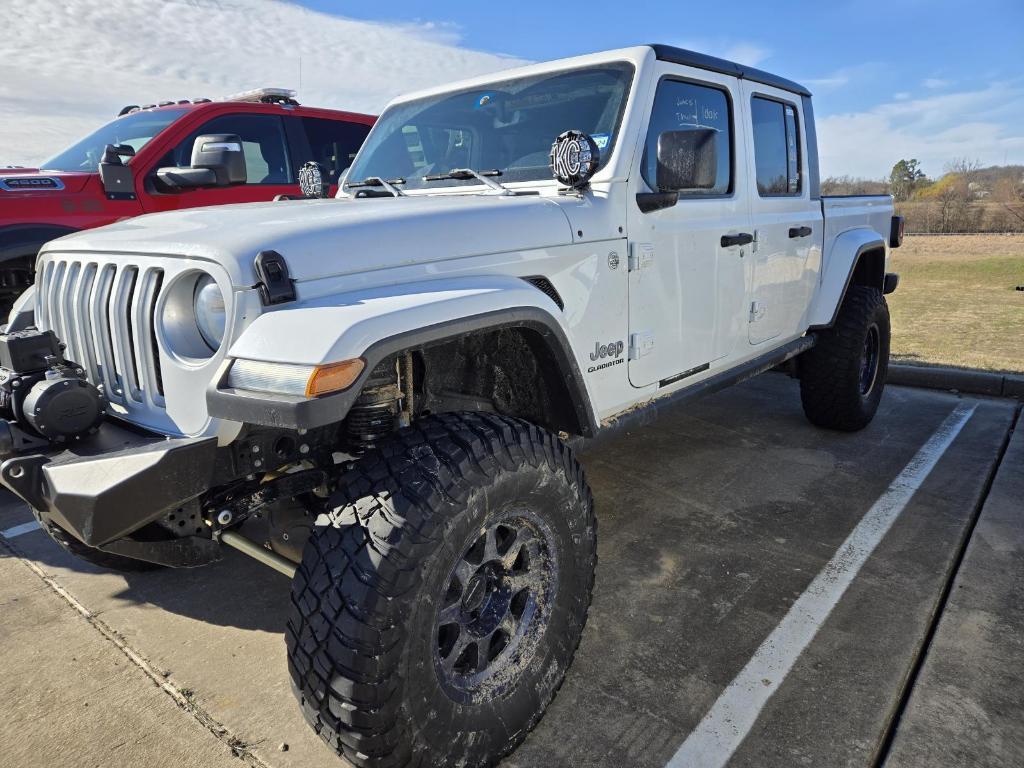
[642,79,732,196]
[299,117,372,183]
[156,114,292,184]
[751,97,801,196]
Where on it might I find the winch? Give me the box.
[0,328,106,457]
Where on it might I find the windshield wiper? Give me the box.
[423,168,510,194]
[346,176,407,197]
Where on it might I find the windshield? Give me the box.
[346,63,634,192]
[40,108,188,172]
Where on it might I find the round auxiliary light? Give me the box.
[299,161,330,199]
[549,130,600,190]
[193,274,226,350]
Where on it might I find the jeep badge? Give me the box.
[299,161,330,199]
[549,130,600,190]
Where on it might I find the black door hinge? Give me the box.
[253,250,296,305]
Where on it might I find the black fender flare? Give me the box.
[0,224,78,265]
[207,307,599,437]
[810,239,887,330]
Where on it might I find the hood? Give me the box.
[44,194,578,286]
[0,168,94,194]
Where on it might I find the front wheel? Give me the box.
[286,412,596,768]
[800,285,890,431]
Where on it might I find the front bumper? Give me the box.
[0,418,217,548]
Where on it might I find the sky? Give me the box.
[3,0,1022,179]
[0,0,524,167]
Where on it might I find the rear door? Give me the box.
[286,116,372,195]
[741,82,822,344]
[626,67,752,388]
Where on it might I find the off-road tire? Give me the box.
[41,518,163,572]
[800,285,890,431]
[286,412,596,768]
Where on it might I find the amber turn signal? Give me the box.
[305,359,365,397]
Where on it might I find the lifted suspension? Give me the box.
[218,530,297,578]
[343,352,414,452]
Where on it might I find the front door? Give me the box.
[627,68,751,388]
[141,113,298,213]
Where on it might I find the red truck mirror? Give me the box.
[156,133,247,190]
[98,143,137,199]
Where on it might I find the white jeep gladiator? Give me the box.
[0,45,902,768]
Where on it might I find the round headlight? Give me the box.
[193,275,226,351]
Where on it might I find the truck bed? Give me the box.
[821,194,894,247]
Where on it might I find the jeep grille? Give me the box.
[36,257,166,411]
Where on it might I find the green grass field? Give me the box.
[887,235,1024,373]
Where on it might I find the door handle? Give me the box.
[789,226,812,238]
[721,232,754,248]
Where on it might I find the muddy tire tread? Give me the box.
[800,285,890,431]
[286,412,595,768]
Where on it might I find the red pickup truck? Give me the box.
[0,89,375,316]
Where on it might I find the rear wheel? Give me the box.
[286,412,596,768]
[800,285,890,431]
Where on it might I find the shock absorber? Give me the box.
[344,357,402,451]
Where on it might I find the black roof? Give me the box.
[649,44,811,97]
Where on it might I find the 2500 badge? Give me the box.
[587,340,625,373]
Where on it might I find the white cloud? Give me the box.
[800,62,887,95]
[805,75,850,90]
[670,38,771,68]
[0,0,527,166]
[922,78,950,89]
[816,82,1024,178]
[893,92,911,100]
[722,44,771,68]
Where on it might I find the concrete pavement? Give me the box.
[884,414,1023,768]
[0,375,1019,768]
[0,551,241,768]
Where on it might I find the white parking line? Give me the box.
[1,520,41,539]
[665,403,977,768]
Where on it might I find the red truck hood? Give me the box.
[0,168,93,194]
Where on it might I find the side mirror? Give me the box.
[98,143,136,198]
[656,129,718,192]
[156,133,247,190]
[103,143,136,162]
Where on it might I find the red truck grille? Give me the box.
[36,258,166,411]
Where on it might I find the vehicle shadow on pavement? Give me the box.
[0,506,293,633]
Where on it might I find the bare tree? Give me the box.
[821,176,890,196]
[946,157,982,178]
[946,158,983,198]
[993,175,1024,229]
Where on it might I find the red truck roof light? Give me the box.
[117,88,297,117]
[222,87,299,105]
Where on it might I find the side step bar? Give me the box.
[574,335,815,453]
